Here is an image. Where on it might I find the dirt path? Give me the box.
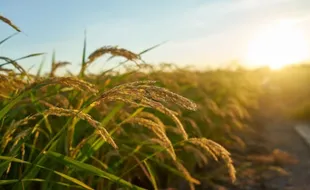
[262,120,310,190]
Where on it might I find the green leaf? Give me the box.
[0,53,45,67]
[36,56,46,78]
[101,102,124,126]
[75,103,124,162]
[53,170,94,190]
[0,32,19,46]
[0,178,80,189]
[144,160,158,190]
[15,119,71,190]
[0,155,93,189]
[0,179,85,189]
[51,50,56,66]
[138,41,168,56]
[79,29,87,78]
[0,56,27,74]
[0,93,25,121]
[120,143,199,185]
[43,151,146,190]
[82,30,87,67]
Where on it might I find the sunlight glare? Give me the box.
[244,20,309,70]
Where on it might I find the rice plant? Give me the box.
[0,15,299,190]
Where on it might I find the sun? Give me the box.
[244,20,309,70]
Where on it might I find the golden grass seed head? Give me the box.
[173,161,200,188]
[137,112,165,129]
[93,81,194,140]
[22,77,99,95]
[1,114,38,151]
[183,145,209,166]
[0,74,8,82]
[88,46,141,64]
[42,106,118,149]
[50,61,71,77]
[0,14,21,32]
[3,106,117,150]
[127,117,176,160]
[9,128,32,153]
[188,137,236,183]
[139,85,197,111]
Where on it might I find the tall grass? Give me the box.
[0,15,301,190]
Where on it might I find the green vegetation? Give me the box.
[0,14,308,190]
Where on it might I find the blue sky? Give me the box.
[1,0,310,74]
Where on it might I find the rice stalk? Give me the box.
[1,106,118,150]
[9,128,32,153]
[42,106,118,149]
[174,161,200,190]
[183,145,208,167]
[187,138,236,183]
[0,56,28,77]
[184,118,202,137]
[1,114,38,152]
[70,135,95,158]
[136,112,165,129]
[0,14,21,32]
[93,81,196,140]
[0,68,13,73]
[88,46,141,64]
[126,117,176,160]
[21,77,98,95]
[79,45,143,77]
[50,61,71,77]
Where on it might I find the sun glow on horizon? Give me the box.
[244,20,310,70]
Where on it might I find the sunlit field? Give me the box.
[1,14,310,190]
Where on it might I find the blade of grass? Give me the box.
[43,151,146,190]
[49,50,56,77]
[109,144,144,172]
[143,160,158,190]
[138,41,168,56]
[0,53,45,67]
[79,29,87,78]
[75,105,143,165]
[75,103,124,162]
[14,118,73,190]
[36,55,46,78]
[41,171,54,190]
[116,141,200,186]
[52,50,56,66]
[0,32,19,46]
[101,42,166,74]
[0,179,85,189]
[0,82,61,121]
[0,56,27,74]
[0,156,93,190]
[82,30,87,66]
[90,156,108,170]
[0,92,26,120]
[0,129,30,176]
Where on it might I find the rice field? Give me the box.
[1,14,309,190]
